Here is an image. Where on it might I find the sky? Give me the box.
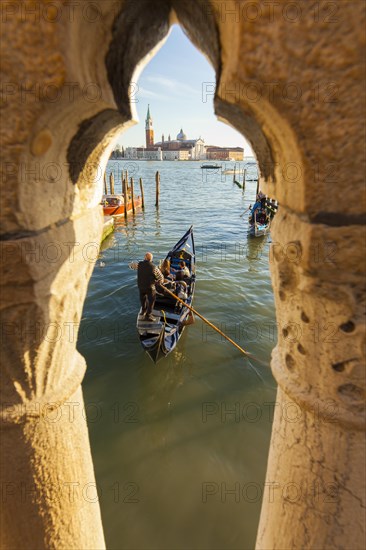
[116,25,254,154]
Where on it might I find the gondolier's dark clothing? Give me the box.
[130,260,164,315]
[137,261,163,291]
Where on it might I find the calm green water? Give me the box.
[78,160,277,550]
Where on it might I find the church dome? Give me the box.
[176,128,187,140]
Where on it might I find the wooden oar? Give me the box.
[164,288,249,357]
[240,205,251,218]
[163,287,265,379]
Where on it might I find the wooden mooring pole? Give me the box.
[109,172,115,194]
[233,164,242,188]
[256,179,259,196]
[103,173,108,195]
[155,171,160,207]
[130,177,135,214]
[139,177,145,209]
[242,168,246,192]
[123,178,128,218]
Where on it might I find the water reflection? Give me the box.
[154,208,161,238]
[246,235,269,272]
[100,232,116,253]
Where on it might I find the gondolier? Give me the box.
[129,253,164,321]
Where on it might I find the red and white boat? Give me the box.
[101,194,142,216]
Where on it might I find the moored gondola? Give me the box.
[248,220,271,237]
[136,226,195,363]
[248,192,274,237]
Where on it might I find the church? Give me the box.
[124,105,243,161]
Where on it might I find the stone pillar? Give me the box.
[203,1,366,546]
[0,3,122,546]
[255,210,365,549]
[1,213,106,549]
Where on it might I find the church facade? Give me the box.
[124,106,243,161]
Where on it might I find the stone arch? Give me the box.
[1,1,364,549]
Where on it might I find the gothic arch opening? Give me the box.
[2,1,364,549]
[78,19,278,549]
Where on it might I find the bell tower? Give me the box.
[145,104,154,148]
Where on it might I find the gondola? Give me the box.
[248,203,271,237]
[248,221,271,237]
[136,226,196,363]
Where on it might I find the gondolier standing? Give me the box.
[129,253,164,321]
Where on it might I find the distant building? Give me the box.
[110,144,124,159]
[125,106,243,161]
[154,128,206,160]
[124,147,137,159]
[137,147,162,161]
[143,107,206,160]
[206,146,244,161]
[125,147,162,160]
[161,148,190,161]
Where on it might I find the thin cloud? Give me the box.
[143,75,200,98]
[138,87,170,100]
[144,75,176,89]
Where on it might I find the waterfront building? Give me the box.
[124,147,137,159]
[137,147,162,160]
[126,106,243,161]
[125,147,162,160]
[143,106,207,160]
[206,146,244,161]
[154,129,206,160]
[162,149,190,160]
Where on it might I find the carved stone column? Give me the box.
[0,2,121,546]
[1,213,106,549]
[256,210,365,549]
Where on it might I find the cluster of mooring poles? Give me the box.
[232,166,279,214]
[233,165,247,190]
[103,170,162,216]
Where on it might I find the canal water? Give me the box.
[78,160,277,550]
